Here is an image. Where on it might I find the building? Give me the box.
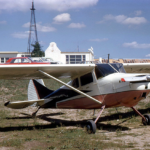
[2,42,150,64]
[0,51,31,63]
[45,42,94,64]
[101,58,150,63]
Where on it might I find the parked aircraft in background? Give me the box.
[2,62,150,133]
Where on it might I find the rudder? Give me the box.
[28,79,54,100]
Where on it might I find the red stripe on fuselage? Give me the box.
[57,90,150,109]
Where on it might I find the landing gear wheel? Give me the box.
[86,120,96,134]
[142,114,150,125]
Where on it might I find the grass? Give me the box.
[0,138,23,147]
[0,128,133,149]
[0,79,149,149]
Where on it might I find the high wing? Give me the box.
[3,63,102,109]
[0,64,95,79]
[123,63,150,73]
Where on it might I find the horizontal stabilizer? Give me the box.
[4,99,45,109]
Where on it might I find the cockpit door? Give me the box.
[79,70,101,100]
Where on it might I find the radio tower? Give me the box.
[27,1,38,53]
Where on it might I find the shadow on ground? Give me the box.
[0,110,133,132]
[6,112,65,120]
[2,107,150,133]
[99,107,150,123]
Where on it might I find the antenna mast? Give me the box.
[27,1,38,53]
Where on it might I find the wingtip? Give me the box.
[4,101,10,107]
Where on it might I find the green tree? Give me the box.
[31,42,45,57]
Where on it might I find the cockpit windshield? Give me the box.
[110,63,126,73]
[95,63,126,79]
[28,57,33,62]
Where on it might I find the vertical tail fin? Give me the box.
[28,79,54,101]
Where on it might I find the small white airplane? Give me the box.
[2,62,150,133]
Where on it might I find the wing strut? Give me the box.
[38,70,102,105]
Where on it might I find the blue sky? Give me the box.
[0,0,150,59]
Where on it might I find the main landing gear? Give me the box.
[142,114,150,125]
[131,107,150,125]
[86,106,150,134]
[32,106,41,118]
[86,105,105,134]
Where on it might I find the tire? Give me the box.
[86,120,96,134]
[142,114,150,125]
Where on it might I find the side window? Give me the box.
[11,59,22,63]
[6,58,9,62]
[21,58,29,63]
[95,67,103,79]
[10,59,15,63]
[83,55,86,61]
[11,59,20,63]
[72,78,79,88]
[66,55,69,64]
[80,72,93,86]
[18,59,21,63]
[1,58,4,63]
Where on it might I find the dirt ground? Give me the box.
[1,97,150,149]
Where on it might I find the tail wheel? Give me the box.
[142,114,150,125]
[86,120,96,134]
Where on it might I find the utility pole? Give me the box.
[27,1,38,54]
[108,54,110,63]
[77,45,79,52]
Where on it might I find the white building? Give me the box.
[0,42,94,64]
[45,42,61,62]
[45,42,94,64]
[0,51,31,63]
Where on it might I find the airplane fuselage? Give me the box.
[41,64,150,109]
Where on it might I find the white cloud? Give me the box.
[53,13,71,24]
[39,41,46,45]
[89,38,108,42]
[0,0,98,12]
[145,54,150,57]
[13,22,56,39]
[134,10,142,16]
[23,22,56,32]
[99,14,147,25]
[11,31,29,39]
[123,41,150,49]
[0,21,6,24]
[22,22,30,28]
[123,17,147,25]
[68,23,86,28]
[36,24,56,32]
[99,14,127,24]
